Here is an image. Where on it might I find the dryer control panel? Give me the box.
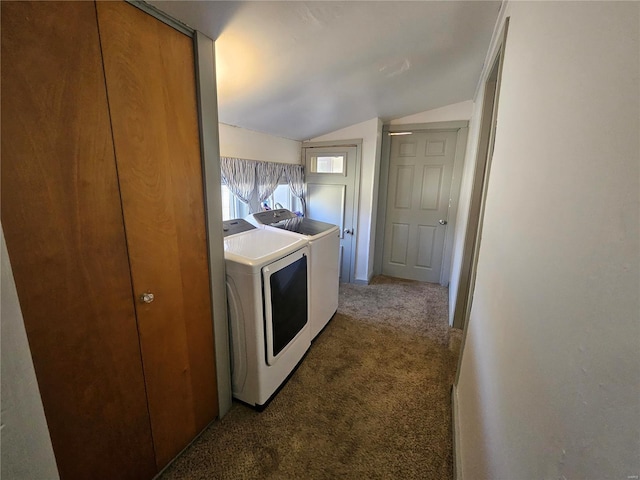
[223,218,256,237]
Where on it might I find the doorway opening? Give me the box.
[302,140,361,283]
[374,122,469,286]
[453,19,509,332]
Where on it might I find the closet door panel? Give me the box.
[0,2,156,479]
[96,1,218,469]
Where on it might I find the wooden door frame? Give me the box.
[373,121,469,286]
[129,1,232,419]
[301,139,362,284]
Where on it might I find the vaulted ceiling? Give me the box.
[151,1,501,140]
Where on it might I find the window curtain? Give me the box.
[256,161,285,203]
[220,157,255,205]
[284,164,306,215]
[220,157,306,214]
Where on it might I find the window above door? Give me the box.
[309,155,345,175]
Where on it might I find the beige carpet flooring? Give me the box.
[160,275,462,480]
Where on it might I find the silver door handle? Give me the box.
[439,219,447,225]
[344,228,354,235]
[140,292,155,304]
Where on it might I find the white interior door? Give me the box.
[304,146,358,282]
[382,131,458,283]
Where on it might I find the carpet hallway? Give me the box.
[161,275,462,480]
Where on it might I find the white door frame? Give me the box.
[453,18,510,334]
[374,121,469,286]
[301,139,362,284]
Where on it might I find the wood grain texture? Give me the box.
[0,2,157,479]
[96,1,218,469]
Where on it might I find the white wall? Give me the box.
[1,228,60,480]
[389,100,474,125]
[218,123,301,164]
[455,2,640,479]
[311,117,383,283]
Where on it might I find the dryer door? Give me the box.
[262,247,309,366]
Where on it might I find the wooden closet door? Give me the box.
[96,1,219,469]
[0,2,157,479]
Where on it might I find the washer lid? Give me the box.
[250,209,338,237]
[251,209,297,224]
[224,228,308,266]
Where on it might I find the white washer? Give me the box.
[247,209,340,340]
[223,218,311,409]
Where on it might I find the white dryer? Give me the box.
[223,218,311,410]
[247,209,340,340]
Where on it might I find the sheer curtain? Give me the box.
[256,161,285,204]
[284,164,305,215]
[220,157,306,215]
[220,157,255,205]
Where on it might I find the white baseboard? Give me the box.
[452,385,463,480]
